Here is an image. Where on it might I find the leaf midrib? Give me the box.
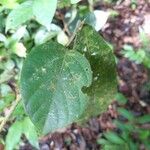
[43,50,70,132]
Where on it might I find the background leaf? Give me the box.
[115,93,127,105]
[6,121,22,150]
[0,33,6,43]
[34,24,61,45]
[104,131,125,145]
[70,0,81,4]
[0,0,18,9]
[6,1,33,31]
[93,10,109,31]
[117,108,134,121]
[5,118,39,150]
[33,0,57,30]
[137,114,150,124]
[73,25,117,118]
[22,117,39,149]
[20,41,92,134]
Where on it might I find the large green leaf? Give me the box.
[20,41,92,134]
[6,1,33,31]
[73,25,117,117]
[33,0,57,29]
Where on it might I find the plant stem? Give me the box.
[0,93,21,133]
[88,0,94,12]
[66,20,85,47]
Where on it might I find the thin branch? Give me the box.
[88,0,94,12]
[66,20,85,47]
[0,92,21,133]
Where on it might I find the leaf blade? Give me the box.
[20,41,92,134]
[117,108,134,121]
[104,131,125,145]
[6,121,22,150]
[73,25,117,117]
[22,117,39,149]
[137,114,150,124]
[70,0,81,4]
[6,1,33,31]
[33,0,57,29]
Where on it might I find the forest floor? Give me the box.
[21,0,150,150]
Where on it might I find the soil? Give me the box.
[20,0,150,149]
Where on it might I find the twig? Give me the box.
[0,92,21,133]
[88,0,94,12]
[66,20,85,47]
[55,11,71,36]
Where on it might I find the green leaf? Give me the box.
[6,1,33,31]
[85,12,96,28]
[73,25,117,117]
[117,108,134,121]
[34,24,61,45]
[115,93,127,105]
[6,121,22,150]
[0,33,7,43]
[70,0,81,4]
[12,101,26,118]
[22,117,39,149]
[0,0,18,9]
[104,131,125,145]
[137,114,150,124]
[143,141,150,149]
[58,0,71,8]
[0,100,5,112]
[33,0,57,30]
[139,129,150,140]
[129,141,138,150]
[121,130,130,141]
[102,144,129,150]
[97,139,112,145]
[114,120,134,132]
[10,26,27,43]
[20,41,92,134]
[6,118,39,150]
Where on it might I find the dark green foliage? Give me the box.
[74,25,117,117]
